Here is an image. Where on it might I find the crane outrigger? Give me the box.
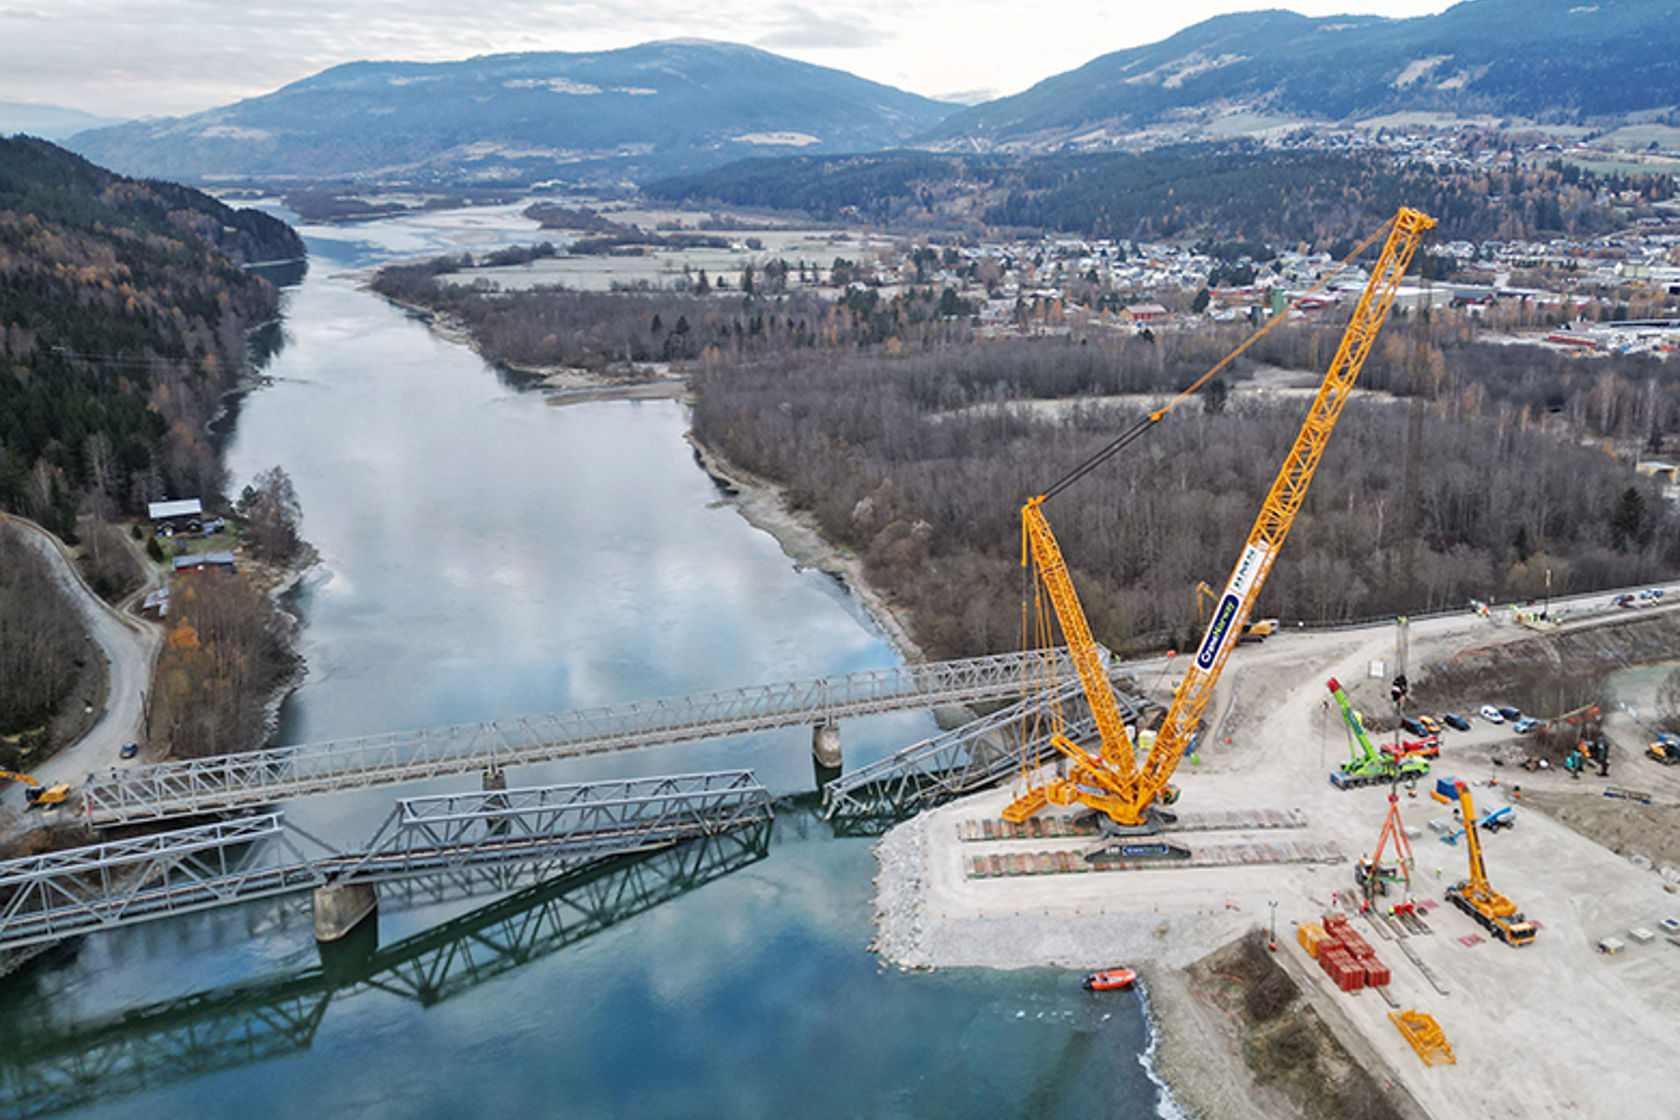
[1004,207,1438,839]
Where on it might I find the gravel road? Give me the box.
[1,515,161,820]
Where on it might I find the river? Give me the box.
[0,204,1169,1119]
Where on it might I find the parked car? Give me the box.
[1498,706,1522,722]
[1514,718,1542,734]
[120,742,139,759]
[1642,588,1665,601]
[1400,717,1427,737]
[1442,712,1471,732]
[1417,715,1442,735]
[1480,705,1505,724]
[1614,593,1636,608]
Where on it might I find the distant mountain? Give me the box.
[925,0,1680,149]
[65,40,956,186]
[0,101,125,142]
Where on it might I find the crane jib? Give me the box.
[1194,542,1274,671]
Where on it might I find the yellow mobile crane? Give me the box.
[1004,207,1437,839]
[1445,780,1536,946]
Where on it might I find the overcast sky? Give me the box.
[2,0,1458,120]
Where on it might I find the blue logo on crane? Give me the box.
[1196,595,1240,670]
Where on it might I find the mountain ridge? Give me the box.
[923,0,1680,149]
[65,41,957,185]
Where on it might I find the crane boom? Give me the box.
[1004,206,1436,830]
[1137,207,1435,812]
[1455,782,1501,909]
[1327,677,1381,768]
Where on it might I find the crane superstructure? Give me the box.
[1003,206,1437,833]
[1445,780,1536,946]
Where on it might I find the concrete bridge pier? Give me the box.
[313,881,378,944]
[483,765,510,833]
[813,722,842,788]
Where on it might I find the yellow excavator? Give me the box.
[1004,207,1437,846]
[0,770,73,809]
[1445,780,1536,946]
[1196,582,1277,642]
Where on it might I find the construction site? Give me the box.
[868,209,1680,1120]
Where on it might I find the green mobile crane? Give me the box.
[1327,677,1430,789]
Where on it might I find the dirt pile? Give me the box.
[1179,931,1415,1120]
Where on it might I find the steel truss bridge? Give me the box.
[0,827,769,1120]
[0,771,771,953]
[81,649,1089,825]
[821,677,1153,827]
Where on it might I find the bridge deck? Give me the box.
[0,772,772,952]
[82,650,1080,825]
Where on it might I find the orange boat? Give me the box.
[1082,967,1137,992]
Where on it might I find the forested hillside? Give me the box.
[0,137,303,537]
[646,144,1671,244]
[0,526,102,758]
[691,341,1680,657]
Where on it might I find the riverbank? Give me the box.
[368,281,690,407]
[686,434,929,667]
[241,543,318,745]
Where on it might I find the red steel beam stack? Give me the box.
[1315,912,1389,991]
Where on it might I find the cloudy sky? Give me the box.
[3,0,1456,119]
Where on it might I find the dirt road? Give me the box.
[1,516,162,819]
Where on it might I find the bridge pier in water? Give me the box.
[313,882,378,944]
[812,722,842,788]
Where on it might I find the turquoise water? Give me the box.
[0,207,1168,1119]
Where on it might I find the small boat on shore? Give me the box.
[1082,967,1137,991]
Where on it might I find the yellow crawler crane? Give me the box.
[1004,207,1437,838]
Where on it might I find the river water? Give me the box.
[0,205,1167,1119]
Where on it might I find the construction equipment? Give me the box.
[1648,734,1680,766]
[1355,784,1416,904]
[1195,582,1276,641]
[1390,1009,1456,1066]
[0,770,72,808]
[1328,678,1431,789]
[1002,207,1436,835]
[1444,781,1536,946]
[1440,804,1513,845]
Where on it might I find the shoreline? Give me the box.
[365,280,691,407]
[684,434,929,667]
[244,542,319,745]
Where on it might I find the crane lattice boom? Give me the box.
[1005,206,1437,829]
